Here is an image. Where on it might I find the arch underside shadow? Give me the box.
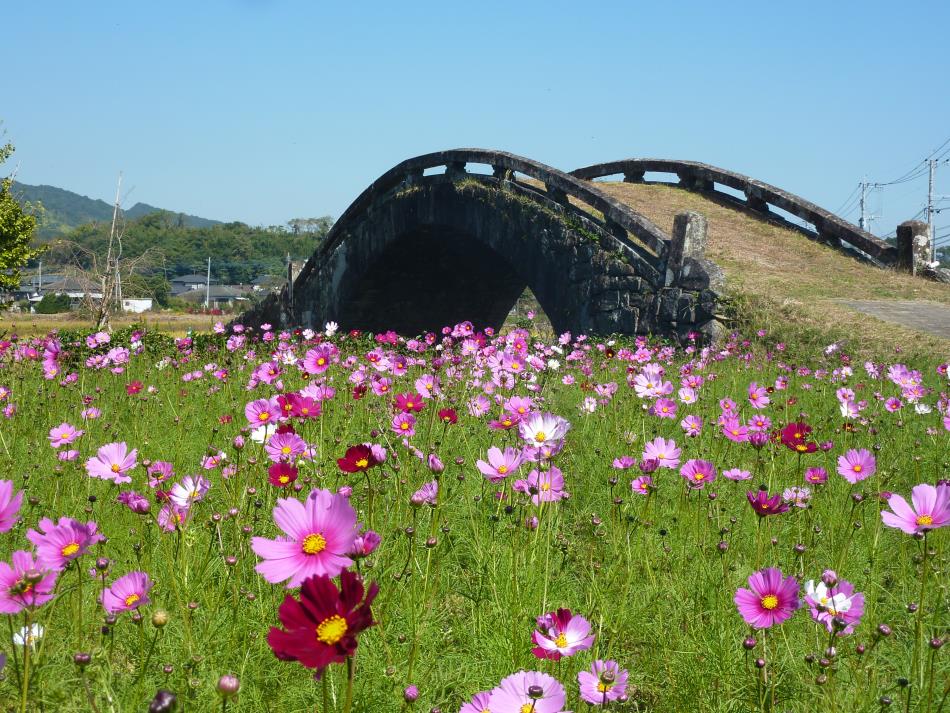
[335,224,526,335]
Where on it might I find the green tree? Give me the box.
[0,137,43,290]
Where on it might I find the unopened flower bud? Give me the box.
[152,610,169,628]
[404,685,419,702]
[217,674,240,698]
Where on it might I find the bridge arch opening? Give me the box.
[334,223,554,336]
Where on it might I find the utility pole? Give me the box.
[37,260,42,294]
[859,179,868,232]
[928,159,937,263]
[205,257,211,310]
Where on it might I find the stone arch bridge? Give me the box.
[240,149,934,340]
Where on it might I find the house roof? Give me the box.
[177,284,248,302]
[171,273,217,284]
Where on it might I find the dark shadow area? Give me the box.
[336,225,526,335]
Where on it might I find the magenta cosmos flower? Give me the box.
[391,412,416,437]
[487,670,565,713]
[27,517,104,571]
[251,488,360,587]
[514,467,566,505]
[47,422,83,448]
[881,483,949,534]
[734,567,800,629]
[265,431,308,463]
[85,442,138,485]
[101,571,153,613]
[578,659,629,705]
[531,608,594,661]
[681,459,716,489]
[477,447,524,483]
[836,449,876,484]
[0,479,24,533]
[0,551,58,613]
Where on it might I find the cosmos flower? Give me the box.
[804,467,828,485]
[513,467,566,505]
[460,691,492,713]
[269,462,299,487]
[531,608,594,660]
[518,412,571,449]
[804,577,864,635]
[267,570,377,675]
[881,483,949,534]
[85,442,138,485]
[47,423,83,448]
[336,444,379,473]
[0,480,23,533]
[734,567,800,629]
[169,476,211,508]
[265,431,308,463]
[577,659,629,705]
[0,551,57,613]
[747,488,790,517]
[642,437,681,469]
[26,517,104,571]
[836,449,876,484]
[487,670,565,713]
[630,475,653,495]
[680,459,716,489]
[251,489,360,587]
[101,571,153,614]
[391,412,417,437]
[476,447,524,483]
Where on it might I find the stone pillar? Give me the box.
[746,187,769,213]
[896,220,932,276]
[622,170,645,183]
[445,161,467,179]
[666,211,708,285]
[492,165,513,181]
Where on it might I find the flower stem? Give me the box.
[343,655,355,713]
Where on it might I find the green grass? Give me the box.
[0,330,946,712]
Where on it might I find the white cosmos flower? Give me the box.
[804,581,853,616]
[250,423,277,444]
[324,321,339,337]
[14,624,44,648]
[546,359,561,371]
[914,403,933,414]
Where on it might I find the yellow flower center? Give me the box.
[406,402,414,409]
[517,407,526,414]
[853,465,862,472]
[301,533,327,555]
[279,475,290,484]
[693,473,705,481]
[497,465,508,474]
[761,595,779,610]
[316,615,347,645]
[111,463,121,473]
[400,422,410,430]
[355,458,368,468]
[554,633,568,647]
[124,593,141,607]
[795,444,807,452]
[597,681,615,693]
[520,705,534,713]
[541,482,551,491]
[916,515,933,526]
[535,431,547,443]
[61,542,80,557]
[281,446,292,455]
[317,358,326,366]
[259,412,270,421]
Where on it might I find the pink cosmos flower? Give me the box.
[487,670,565,713]
[0,551,57,613]
[651,398,677,419]
[680,414,702,437]
[680,459,716,489]
[391,412,416,437]
[723,468,752,481]
[531,608,594,660]
[47,423,83,448]
[411,480,439,507]
[734,567,800,629]
[265,431,308,463]
[578,659,629,705]
[630,475,653,495]
[476,447,524,483]
[721,417,749,443]
[101,571,153,613]
[459,691,492,713]
[514,467,566,505]
[157,503,191,532]
[58,449,79,462]
[836,449,876,484]
[0,479,24,533]
[804,467,828,485]
[881,483,949,534]
[748,382,770,409]
[26,517,104,571]
[245,397,280,426]
[251,488,360,587]
[642,436,681,469]
[85,442,138,485]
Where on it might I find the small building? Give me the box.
[171,273,217,296]
[177,284,250,310]
[122,298,154,314]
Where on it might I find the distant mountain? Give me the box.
[12,182,221,240]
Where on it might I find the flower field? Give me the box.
[0,320,946,712]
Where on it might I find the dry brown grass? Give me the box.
[594,181,950,358]
[0,311,220,337]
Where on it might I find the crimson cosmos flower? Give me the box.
[267,570,378,675]
[747,488,790,517]
[336,445,379,474]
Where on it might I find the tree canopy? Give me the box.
[0,139,43,290]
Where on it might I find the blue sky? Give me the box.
[3,0,949,241]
